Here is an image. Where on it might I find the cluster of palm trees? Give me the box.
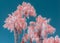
[3,2,60,43]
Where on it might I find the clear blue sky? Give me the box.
[0,0,60,43]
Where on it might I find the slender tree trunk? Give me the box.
[38,30,43,43]
[40,36,43,43]
[14,28,18,43]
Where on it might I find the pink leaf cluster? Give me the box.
[3,2,36,32]
[43,35,60,43]
[3,13,27,32]
[17,2,36,18]
[36,15,55,36]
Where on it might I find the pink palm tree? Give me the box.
[3,2,36,43]
[3,2,60,43]
[21,15,56,43]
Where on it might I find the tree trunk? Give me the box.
[40,37,43,43]
[14,28,18,43]
[38,30,43,43]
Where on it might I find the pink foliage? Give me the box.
[21,15,56,43]
[3,2,60,43]
[36,15,55,36]
[3,2,36,33]
[3,13,27,32]
[43,35,60,43]
[17,2,36,18]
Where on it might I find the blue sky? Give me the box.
[0,0,60,43]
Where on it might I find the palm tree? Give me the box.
[3,2,36,43]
